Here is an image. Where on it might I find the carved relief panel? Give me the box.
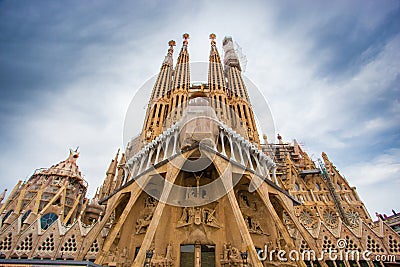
[177,205,220,229]
[135,196,157,235]
[237,190,267,235]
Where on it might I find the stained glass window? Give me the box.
[40,213,58,230]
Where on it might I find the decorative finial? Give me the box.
[168,40,176,48]
[182,33,189,45]
[167,40,176,55]
[69,148,80,160]
[209,33,216,45]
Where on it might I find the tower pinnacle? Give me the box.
[209,33,220,60]
[182,33,189,46]
[210,33,216,45]
[222,36,241,70]
[162,40,175,67]
[168,40,176,47]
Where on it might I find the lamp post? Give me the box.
[240,251,248,267]
[144,249,154,267]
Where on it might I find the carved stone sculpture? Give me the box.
[136,213,153,234]
[177,206,220,228]
[221,242,242,266]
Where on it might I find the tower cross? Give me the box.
[183,33,189,45]
[209,33,216,45]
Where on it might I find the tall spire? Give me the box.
[150,40,176,100]
[223,36,241,71]
[99,149,120,199]
[167,33,191,124]
[143,41,176,142]
[172,33,190,90]
[223,36,259,144]
[223,36,247,100]
[208,33,229,124]
[208,33,225,89]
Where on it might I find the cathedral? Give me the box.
[0,34,399,267]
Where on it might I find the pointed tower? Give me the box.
[98,149,120,200]
[150,41,175,102]
[208,33,230,125]
[166,33,190,127]
[142,40,176,142]
[223,36,260,144]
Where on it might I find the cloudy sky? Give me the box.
[0,0,399,216]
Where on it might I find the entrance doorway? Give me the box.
[180,244,215,267]
[201,245,215,267]
[180,245,194,267]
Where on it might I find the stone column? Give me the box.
[194,243,201,267]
